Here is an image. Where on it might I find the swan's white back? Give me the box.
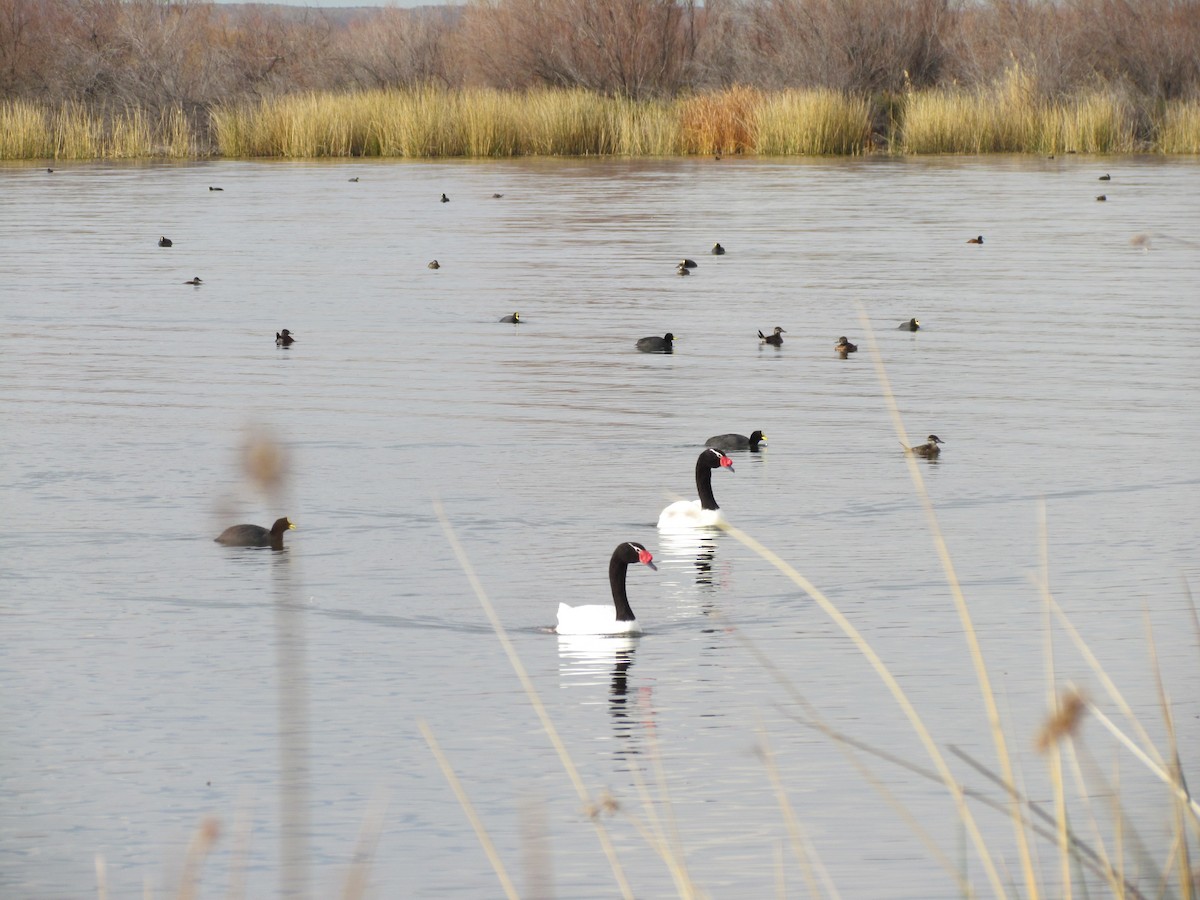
[657,499,724,532]
[556,603,643,635]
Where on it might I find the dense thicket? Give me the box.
[2,0,1198,107]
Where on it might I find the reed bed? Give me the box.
[1158,98,1200,154]
[678,85,761,156]
[899,67,1141,155]
[753,88,872,155]
[0,100,196,160]
[6,84,1199,160]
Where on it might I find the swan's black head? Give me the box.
[703,447,735,473]
[618,541,657,570]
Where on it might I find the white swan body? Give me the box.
[657,448,734,531]
[556,603,643,635]
[555,542,656,635]
[657,500,724,532]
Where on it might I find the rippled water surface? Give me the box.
[2,156,1198,898]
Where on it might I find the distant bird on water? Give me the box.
[835,336,858,354]
[1099,173,1111,181]
[1096,194,1107,202]
[215,517,295,550]
[903,435,944,458]
[159,236,172,247]
[209,186,223,191]
[427,260,440,269]
[184,276,202,285]
[440,193,449,203]
[679,259,698,269]
[348,177,359,182]
[706,430,765,452]
[711,242,725,255]
[276,329,295,347]
[675,262,691,276]
[491,193,504,198]
[637,333,674,353]
[898,318,920,331]
[967,235,984,244]
[758,326,785,346]
[499,312,520,323]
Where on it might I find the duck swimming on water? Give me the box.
[215,517,295,550]
[184,276,202,285]
[835,336,858,354]
[898,318,920,331]
[637,333,675,353]
[903,435,944,458]
[276,329,294,346]
[758,326,785,346]
[499,312,520,323]
[705,430,765,452]
[967,235,984,244]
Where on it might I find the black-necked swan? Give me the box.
[658,448,734,531]
[215,517,295,549]
[556,542,657,635]
[705,431,765,452]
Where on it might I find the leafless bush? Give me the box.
[2,0,1197,127]
[724,0,955,93]
[458,0,698,98]
[329,8,455,90]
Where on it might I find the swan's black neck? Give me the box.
[608,554,636,622]
[696,452,720,511]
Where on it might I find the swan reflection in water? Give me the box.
[557,634,650,759]
[657,529,720,591]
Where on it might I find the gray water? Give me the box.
[1,156,1198,899]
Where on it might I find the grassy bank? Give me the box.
[4,83,1200,161]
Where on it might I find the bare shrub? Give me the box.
[459,0,698,98]
[732,0,955,93]
[329,9,455,90]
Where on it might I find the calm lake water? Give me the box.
[1,155,1198,899]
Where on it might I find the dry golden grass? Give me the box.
[0,101,196,160]
[679,85,761,156]
[1158,98,1200,154]
[754,88,871,155]
[899,67,1140,154]
[4,85,1198,160]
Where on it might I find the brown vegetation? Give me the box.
[1,0,1198,157]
